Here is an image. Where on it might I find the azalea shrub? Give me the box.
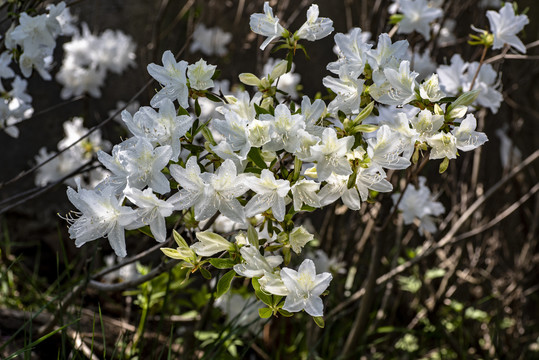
[1,0,537,359]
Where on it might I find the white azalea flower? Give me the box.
[245,169,290,222]
[370,61,418,106]
[487,2,529,53]
[367,125,412,170]
[397,0,443,40]
[291,179,321,211]
[168,156,206,212]
[250,1,286,50]
[147,50,189,108]
[305,128,354,182]
[124,187,174,243]
[280,259,332,317]
[419,74,445,102]
[187,59,216,91]
[323,66,365,115]
[452,114,488,152]
[328,28,372,76]
[170,158,249,224]
[233,245,283,278]
[296,4,334,41]
[261,104,306,153]
[289,226,314,254]
[66,183,138,257]
[427,132,457,160]
[122,138,172,194]
[122,99,194,162]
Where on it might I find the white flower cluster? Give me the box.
[0,2,75,137]
[62,1,527,319]
[56,24,136,99]
[0,72,33,138]
[35,117,110,188]
[4,2,70,80]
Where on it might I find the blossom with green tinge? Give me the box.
[280,259,332,317]
[187,59,216,91]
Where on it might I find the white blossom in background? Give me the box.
[495,127,522,170]
[56,23,136,99]
[6,2,65,79]
[0,76,34,138]
[396,0,443,40]
[432,19,457,47]
[50,3,78,36]
[392,176,445,235]
[437,54,503,113]
[281,259,332,316]
[190,24,232,57]
[0,52,15,91]
[35,117,110,188]
[487,2,529,53]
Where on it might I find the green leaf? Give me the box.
[215,270,235,298]
[206,92,223,103]
[425,268,446,279]
[201,125,217,146]
[173,230,189,248]
[446,89,480,114]
[209,258,236,269]
[389,14,403,24]
[199,267,212,279]
[258,307,273,319]
[161,247,183,259]
[277,309,293,317]
[177,106,190,116]
[252,278,273,306]
[244,167,262,174]
[137,225,155,239]
[248,147,268,169]
[254,103,270,115]
[352,101,374,125]
[211,69,221,80]
[439,157,450,174]
[313,316,325,328]
[195,98,201,117]
[286,51,294,72]
[247,224,259,247]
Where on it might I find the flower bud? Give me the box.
[270,59,288,80]
[239,73,261,87]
